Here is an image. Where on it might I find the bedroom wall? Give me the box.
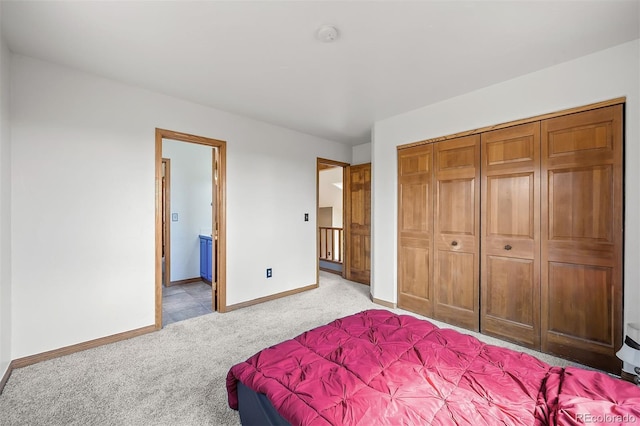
[372,39,640,327]
[10,54,351,359]
[0,8,12,379]
[352,142,371,165]
[162,140,213,282]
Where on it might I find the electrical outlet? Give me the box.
[266,268,272,278]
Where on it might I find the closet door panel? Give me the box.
[485,257,534,324]
[398,145,434,317]
[433,135,480,331]
[547,263,612,344]
[548,166,613,242]
[400,243,430,297]
[437,180,475,234]
[436,251,476,312]
[481,123,540,348]
[541,105,623,374]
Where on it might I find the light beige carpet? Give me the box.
[0,272,579,425]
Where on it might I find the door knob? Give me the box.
[504,244,512,250]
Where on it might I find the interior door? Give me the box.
[346,163,371,284]
[162,158,171,287]
[211,147,218,310]
[541,105,623,373]
[397,145,433,317]
[433,135,480,331]
[481,123,540,348]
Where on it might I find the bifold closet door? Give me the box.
[398,144,434,317]
[433,135,480,331]
[541,105,623,374]
[480,123,540,348]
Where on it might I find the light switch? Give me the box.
[171,213,178,222]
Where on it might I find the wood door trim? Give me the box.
[343,165,351,281]
[318,158,350,168]
[155,128,227,330]
[397,97,626,151]
[161,158,171,288]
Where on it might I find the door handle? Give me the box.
[504,244,512,250]
[451,241,458,246]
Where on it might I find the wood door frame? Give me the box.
[161,158,172,288]
[316,158,349,285]
[155,128,228,330]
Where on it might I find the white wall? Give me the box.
[352,143,371,165]
[10,54,351,359]
[372,40,640,327]
[162,140,212,281]
[318,167,343,228]
[0,3,12,379]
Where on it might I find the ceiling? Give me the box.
[2,1,638,146]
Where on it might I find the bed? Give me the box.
[227,310,640,425]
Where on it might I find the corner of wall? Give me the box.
[351,142,372,166]
[0,11,14,382]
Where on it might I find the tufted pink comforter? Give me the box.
[227,310,640,425]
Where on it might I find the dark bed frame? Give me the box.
[237,381,290,426]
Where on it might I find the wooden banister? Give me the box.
[319,227,343,263]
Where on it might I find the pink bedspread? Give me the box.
[227,310,640,425]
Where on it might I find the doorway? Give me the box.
[316,158,372,286]
[316,158,349,282]
[155,128,227,330]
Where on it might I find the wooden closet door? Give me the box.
[398,145,433,317]
[481,123,540,348]
[346,163,371,285]
[433,135,480,331]
[541,105,623,374]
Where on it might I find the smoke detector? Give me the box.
[316,25,339,43]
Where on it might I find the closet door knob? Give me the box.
[451,241,458,246]
[504,244,512,250]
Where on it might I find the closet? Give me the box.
[397,102,623,374]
